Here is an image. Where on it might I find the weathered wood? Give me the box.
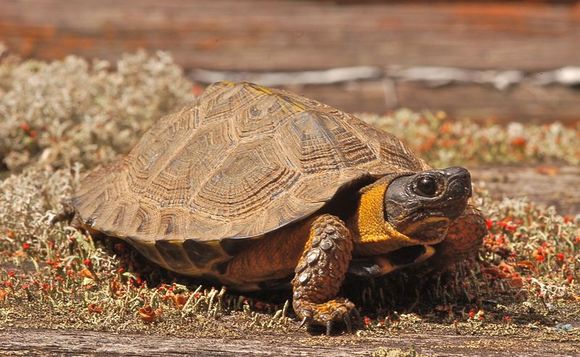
[469,165,579,215]
[0,0,579,71]
[0,327,578,356]
[392,81,580,123]
[1,0,579,122]
[279,80,580,123]
[188,66,580,122]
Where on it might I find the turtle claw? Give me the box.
[295,298,358,334]
[298,316,311,329]
[326,320,334,336]
[351,307,362,326]
[343,314,352,333]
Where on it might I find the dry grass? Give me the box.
[0,50,578,341]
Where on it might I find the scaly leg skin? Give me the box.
[292,214,357,335]
[418,206,488,275]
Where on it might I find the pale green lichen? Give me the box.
[0,50,192,171]
[360,110,579,167]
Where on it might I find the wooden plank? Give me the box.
[291,81,392,116]
[189,66,580,122]
[230,80,580,123]
[1,327,578,356]
[0,0,579,71]
[469,165,579,215]
[392,81,580,123]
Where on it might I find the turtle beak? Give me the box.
[440,166,472,219]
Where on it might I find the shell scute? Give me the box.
[191,140,301,221]
[73,81,425,274]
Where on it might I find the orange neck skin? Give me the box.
[348,182,425,257]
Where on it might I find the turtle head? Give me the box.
[348,167,473,277]
[384,166,472,244]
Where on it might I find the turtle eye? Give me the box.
[416,176,438,197]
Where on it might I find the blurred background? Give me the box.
[1,0,579,123]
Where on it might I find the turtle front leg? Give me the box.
[292,214,358,335]
[416,205,487,275]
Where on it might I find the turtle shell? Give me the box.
[72,81,428,275]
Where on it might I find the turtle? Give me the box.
[71,81,487,333]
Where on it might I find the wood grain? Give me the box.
[1,0,579,122]
[290,80,580,123]
[1,0,579,71]
[469,165,579,215]
[0,327,577,356]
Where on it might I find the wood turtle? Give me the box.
[72,81,487,333]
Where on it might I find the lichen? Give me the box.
[0,50,192,171]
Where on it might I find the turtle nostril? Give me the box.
[465,181,473,196]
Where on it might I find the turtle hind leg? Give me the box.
[292,214,358,335]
